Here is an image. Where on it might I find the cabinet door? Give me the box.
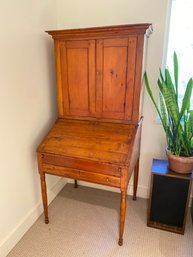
[96,37,137,121]
[58,40,95,117]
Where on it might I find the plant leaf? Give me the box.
[144,72,165,129]
[161,81,179,126]
[179,78,193,122]
[159,92,167,128]
[189,110,193,134]
[157,79,163,93]
[159,68,164,83]
[159,92,170,145]
[173,51,178,99]
[165,68,179,110]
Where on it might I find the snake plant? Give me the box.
[144,52,193,157]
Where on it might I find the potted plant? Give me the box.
[144,52,193,174]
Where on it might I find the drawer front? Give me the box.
[42,163,121,188]
[42,153,121,177]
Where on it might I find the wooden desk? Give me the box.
[37,118,142,245]
[37,24,152,245]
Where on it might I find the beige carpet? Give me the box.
[7,184,193,257]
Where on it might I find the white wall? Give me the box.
[0,2,66,257]
[57,0,169,197]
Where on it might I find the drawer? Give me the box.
[42,153,121,177]
[42,163,121,188]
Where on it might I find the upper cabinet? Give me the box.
[47,24,152,123]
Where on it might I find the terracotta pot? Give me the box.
[166,149,193,174]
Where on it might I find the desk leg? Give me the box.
[40,173,49,224]
[119,190,127,246]
[133,158,139,201]
[74,180,78,188]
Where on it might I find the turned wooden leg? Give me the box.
[133,158,139,201]
[74,179,78,188]
[119,190,127,246]
[40,173,49,224]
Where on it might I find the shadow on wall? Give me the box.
[32,34,58,159]
[30,34,58,197]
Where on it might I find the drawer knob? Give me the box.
[106,178,109,182]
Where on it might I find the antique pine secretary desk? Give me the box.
[37,24,152,245]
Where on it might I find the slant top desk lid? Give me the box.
[37,119,138,165]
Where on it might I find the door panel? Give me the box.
[67,48,89,111]
[59,40,95,117]
[96,37,137,121]
[103,46,127,114]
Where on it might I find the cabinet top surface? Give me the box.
[46,23,153,39]
[152,159,193,179]
[37,118,138,165]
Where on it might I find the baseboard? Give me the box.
[68,180,193,208]
[67,179,150,199]
[0,178,66,257]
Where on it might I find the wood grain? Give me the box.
[59,40,95,117]
[42,153,121,177]
[42,163,121,188]
[38,119,136,164]
[132,35,144,123]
